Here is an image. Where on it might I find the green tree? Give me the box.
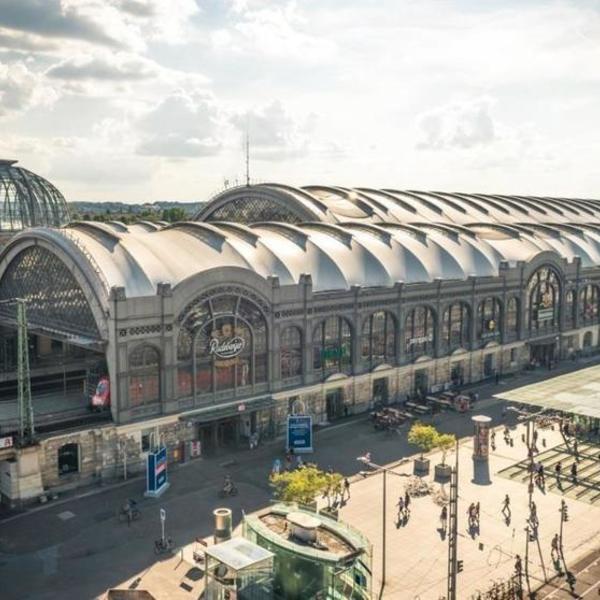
[162,207,187,222]
[271,465,336,505]
[436,433,457,466]
[408,422,439,460]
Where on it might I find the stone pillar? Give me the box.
[14,445,44,504]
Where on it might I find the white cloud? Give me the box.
[0,60,58,116]
[136,90,222,157]
[46,53,157,81]
[231,101,313,160]
[416,98,496,150]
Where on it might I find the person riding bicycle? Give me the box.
[223,475,234,494]
[122,498,137,523]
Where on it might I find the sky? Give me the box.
[0,0,599,203]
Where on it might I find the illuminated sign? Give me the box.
[209,336,245,359]
[0,436,14,450]
[287,415,313,454]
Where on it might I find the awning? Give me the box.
[494,364,600,419]
[180,394,275,423]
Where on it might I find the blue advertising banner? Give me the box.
[286,415,313,454]
[145,446,170,498]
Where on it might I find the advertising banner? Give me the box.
[145,446,170,498]
[286,415,313,454]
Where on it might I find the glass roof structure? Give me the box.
[495,364,600,419]
[0,159,70,231]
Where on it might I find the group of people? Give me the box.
[396,490,411,523]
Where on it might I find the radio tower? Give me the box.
[245,125,250,187]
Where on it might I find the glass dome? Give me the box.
[0,159,70,232]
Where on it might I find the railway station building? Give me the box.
[2,174,600,501]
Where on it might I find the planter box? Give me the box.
[434,463,452,481]
[413,457,430,475]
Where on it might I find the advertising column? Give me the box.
[145,445,170,498]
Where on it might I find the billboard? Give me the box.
[145,446,170,498]
[286,415,313,454]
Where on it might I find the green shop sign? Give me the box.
[320,346,348,360]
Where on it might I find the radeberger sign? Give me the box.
[209,336,245,359]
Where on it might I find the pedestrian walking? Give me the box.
[536,462,545,486]
[475,501,480,524]
[555,460,562,482]
[571,461,577,482]
[501,494,511,518]
[551,533,560,560]
[404,491,411,513]
[467,503,476,527]
[396,497,405,522]
[529,500,538,525]
[440,505,448,531]
[515,554,523,576]
[343,477,350,500]
[573,438,579,458]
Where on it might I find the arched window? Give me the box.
[313,316,353,376]
[506,297,520,340]
[565,289,576,329]
[579,285,599,324]
[404,306,435,359]
[177,294,268,399]
[477,297,502,343]
[58,443,79,476]
[442,302,471,353]
[129,345,160,406]
[527,267,560,332]
[361,311,396,366]
[280,326,303,379]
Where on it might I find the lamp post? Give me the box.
[356,454,410,599]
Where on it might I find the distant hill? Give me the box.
[69,201,204,216]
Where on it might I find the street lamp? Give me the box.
[356,454,410,598]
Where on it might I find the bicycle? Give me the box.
[117,502,141,524]
[154,537,174,555]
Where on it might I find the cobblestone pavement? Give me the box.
[1,357,600,599]
[338,421,600,600]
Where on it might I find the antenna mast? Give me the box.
[245,126,250,187]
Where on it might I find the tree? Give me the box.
[408,423,439,460]
[270,465,336,505]
[436,433,457,466]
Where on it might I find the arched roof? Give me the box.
[0,159,70,232]
[1,183,600,325]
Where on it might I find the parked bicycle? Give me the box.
[154,536,174,555]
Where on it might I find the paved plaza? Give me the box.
[2,359,600,599]
[339,420,600,599]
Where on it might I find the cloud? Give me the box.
[416,99,496,151]
[46,53,156,81]
[117,0,156,18]
[0,28,59,52]
[231,101,311,160]
[136,90,222,157]
[0,61,58,116]
[0,0,123,48]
